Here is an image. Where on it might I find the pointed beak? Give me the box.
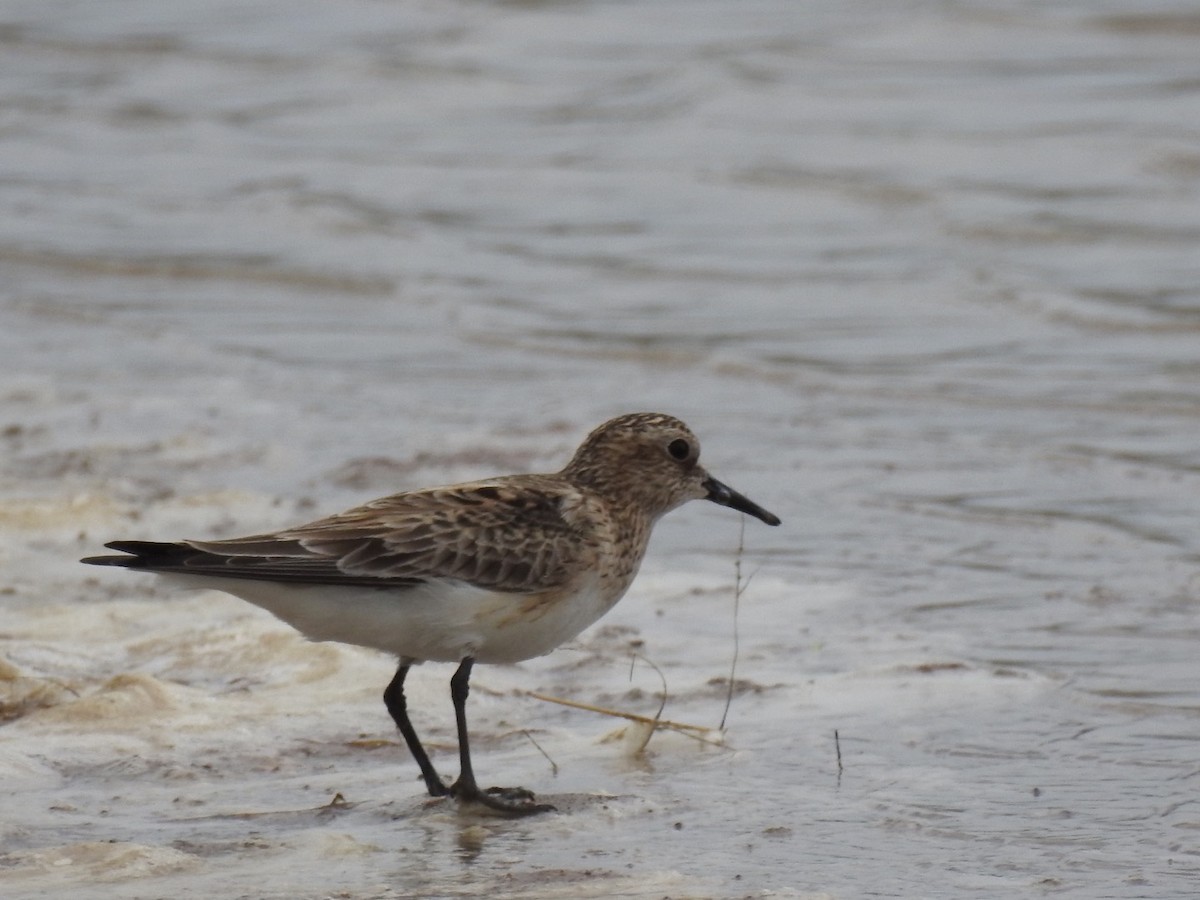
[702,476,781,526]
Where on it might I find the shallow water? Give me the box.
[3,1,1200,897]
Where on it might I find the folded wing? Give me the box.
[82,479,590,593]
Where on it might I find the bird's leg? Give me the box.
[449,657,554,815]
[384,663,450,798]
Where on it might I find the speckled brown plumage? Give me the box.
[81,412,780,815]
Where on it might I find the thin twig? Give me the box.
[526,692,707,731]
[628,653,669,754]
[526,691,725,747]
[835,729,843,774]
[631,653,669,723]
[522,729,558,776]
[720,518,748,732]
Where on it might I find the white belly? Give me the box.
[159,573,620,665]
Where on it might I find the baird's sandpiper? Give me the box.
[82,412,780,815]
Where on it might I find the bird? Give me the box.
[81,412,781,815]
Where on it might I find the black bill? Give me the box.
[702,477,781,526]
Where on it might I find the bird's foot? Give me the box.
[451,780,555,816]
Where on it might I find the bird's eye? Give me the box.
[667,438,691,461]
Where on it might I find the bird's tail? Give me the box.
[80,541,193,569]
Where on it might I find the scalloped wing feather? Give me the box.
[183,477,594,593]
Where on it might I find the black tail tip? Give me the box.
[80,540,177,568]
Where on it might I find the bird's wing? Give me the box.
[163,479,593,592]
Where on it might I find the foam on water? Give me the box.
[3,0,1200,896]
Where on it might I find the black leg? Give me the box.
[448,657,554,816]
[383,663,450,798]
[449,658,480,794]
